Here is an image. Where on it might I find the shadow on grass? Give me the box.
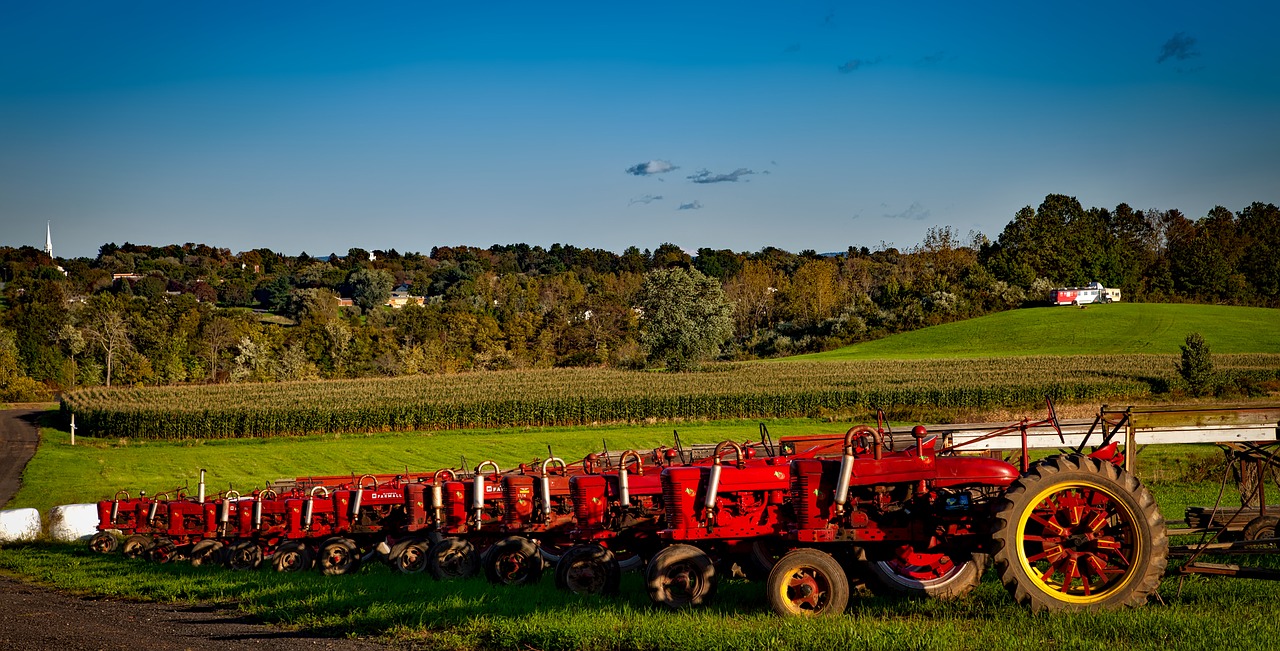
[6,542,1280,651]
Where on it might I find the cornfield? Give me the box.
[60,354,1280,440]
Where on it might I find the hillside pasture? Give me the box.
[791,303,1280,360]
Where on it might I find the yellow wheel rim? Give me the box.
[1015,479,1144,604]
[775,562,833,614]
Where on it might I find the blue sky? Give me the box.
[2,1,1277,259]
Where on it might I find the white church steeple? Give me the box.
[44,221,53,258]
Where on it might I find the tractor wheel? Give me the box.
[992,454,1167,612]
[645,544,716,609]
[427,537,478,580]
[554,544,620,596]
[148,538,178,564]
[318,537,361,576]
[766,548,850,617]
[89,531,119,554]
[273,540,313,572]
[484,536,544,586]
[1242,515,1280,546]
[121,534,152,560]
[392,538,430,574]
[189,539,226,567]
[228,540,264,570]
[865,547,986,599]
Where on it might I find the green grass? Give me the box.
[792,303,1280,360]
[10,414,851,512]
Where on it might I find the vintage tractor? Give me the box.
[645,424,1167,616]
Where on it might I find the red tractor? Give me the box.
[645,424,1167,615]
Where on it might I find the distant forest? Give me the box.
[1,194,1277,396]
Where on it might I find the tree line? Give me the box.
[1,194,1276,400]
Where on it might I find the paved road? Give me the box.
[0,409,40,508]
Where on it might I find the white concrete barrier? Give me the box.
[49,503,100,542]
[0,508,41,543]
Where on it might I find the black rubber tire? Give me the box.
[865,551,986,599]
[393,538,431,574]
[189,539,226,567]
[484,536,544,586]
[273,540,313,572]
[645,544,716,609]
[89,531,119,554]
[1242,515,1280,545]
[227,540,264,570]
[992,454,1167,612]
[554,544,621,596]
[148,537,178,564]
[121,534,152,560]
[318,537,361,576]
[427,537,478,581]
[766,548,850,616]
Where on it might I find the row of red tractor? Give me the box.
[88,418,1166,616]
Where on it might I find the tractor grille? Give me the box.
[570,481,590,525]
[792,467,819,529]
[662,480,689,527]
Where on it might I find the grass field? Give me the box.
[791,303,1280,360]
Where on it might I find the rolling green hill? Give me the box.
[789,303,1280,360]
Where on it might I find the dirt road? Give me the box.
[0,575,393,651]
[0,409,40,508]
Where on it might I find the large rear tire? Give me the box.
[992,454,1166,612]
[645,544,716,609]
[766,548,850,616]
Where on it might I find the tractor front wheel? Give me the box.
[427,537,478,580]
[645,544,716,609]
[318,537,361,576]
[391,538,430,574]
[121,534,152,560]
[766,548,850,616]
[89,531,119,554]
[228,540,264,570]
[484,536,544,586]
[189,539,226,567]
[992,454,1166,612]
[555,544,621,596]
[148,537,178,564]
[273,540,313,572]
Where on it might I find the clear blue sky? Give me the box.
[2,1,1277,259]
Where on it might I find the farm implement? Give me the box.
[85,403,1280,616]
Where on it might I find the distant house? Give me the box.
[112,273,145,282]
[386,285,425,308]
